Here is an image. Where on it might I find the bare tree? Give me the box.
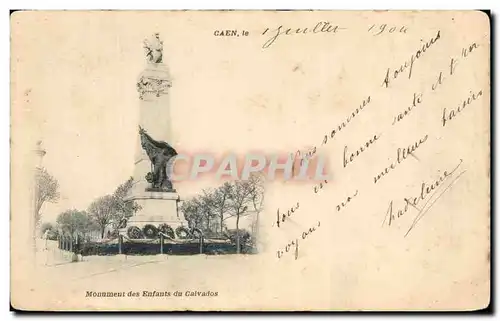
[210,182,233,235]
[112,177,141,219]
[226,179,256,254]
[248,173,265,239]
[179,175,265,253]
[200,189,217,234]
[87,195,118,238]
[34,168,60,227]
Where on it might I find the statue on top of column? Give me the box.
[137,33,172,100]
[143,33,163,64]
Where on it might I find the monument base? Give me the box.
[122,190,189,240]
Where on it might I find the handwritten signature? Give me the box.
[382,159,466,237]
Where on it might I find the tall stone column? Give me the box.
[125,33,188,239]
[131,62,173,194]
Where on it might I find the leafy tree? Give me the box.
[40,222,54,234]
[34,168,60,227]
[56,209,92,236]
[87,195,118,238]
[40,222,60,240]
[181,196,205,230]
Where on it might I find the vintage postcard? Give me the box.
[10,10,490,311]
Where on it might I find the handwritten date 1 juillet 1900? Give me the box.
[382,159,466,237]
[260,22,408,49]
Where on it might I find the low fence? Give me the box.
[57,234,255,256]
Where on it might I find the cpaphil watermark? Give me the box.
[166,151,332,182]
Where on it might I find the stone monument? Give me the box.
[124,33,189,240]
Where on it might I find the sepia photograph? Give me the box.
[9,9,491,311]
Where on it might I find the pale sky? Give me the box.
[10,12,307,223]
[12,11,357,224]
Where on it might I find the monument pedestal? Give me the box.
[124,190,190,240]
[126,191,188,229]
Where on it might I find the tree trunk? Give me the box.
[100,226,105,239]
[220,214,224,236]
[255,210,260,246]
[236,214,240,254]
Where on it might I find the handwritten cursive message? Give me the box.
[272,28,486,260]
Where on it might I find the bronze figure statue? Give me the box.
[139,126,177,191]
